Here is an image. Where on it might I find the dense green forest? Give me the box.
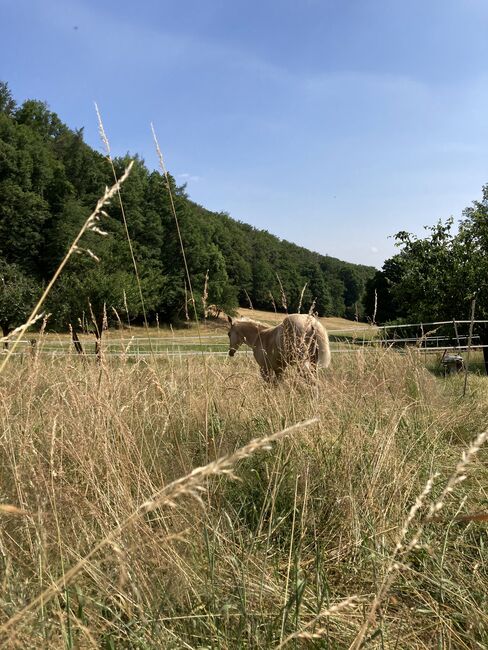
[0,82,376,336]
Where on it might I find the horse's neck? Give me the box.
[241,322,269,347]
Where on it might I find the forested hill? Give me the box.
[0,81,375,334]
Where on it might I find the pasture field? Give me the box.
[1,346,488,649]
[7,313,378,358]
[8,314,486,377]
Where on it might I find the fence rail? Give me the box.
[2,320,487,359]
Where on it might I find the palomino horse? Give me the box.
[227,314,331,381]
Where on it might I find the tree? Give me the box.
[205,244,238,317]
[0,259,39,342]
[340,267,364,319]
[457,185,488,371]
[0,181,51,274]
[378,197,488,372]
[328,278,346,317]
[252,253,276,309]
[305,263,332,316]
[364,255,407,323]
[391,220,463,322]
[0,81,16,116]
[15,100,67,140]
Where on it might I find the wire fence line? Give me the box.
[2,320,487,360]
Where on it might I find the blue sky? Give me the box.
[2,0,488,268]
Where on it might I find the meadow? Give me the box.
[6,312,377,357]
[1,339,487,649]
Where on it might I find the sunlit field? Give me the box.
[8,313,487,379]
[6,313,378,358]
[1,345,487,649]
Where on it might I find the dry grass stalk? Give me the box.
[122,289,131,330]
[275,273,288,311]
[243,288,254,310]
[297,282,308,314]
[307,298,317,316]
[0,504,30,516]
[151,124,200,326]
[349,426,488,650]
[202,269,209,320]
[0,312,45,345]
[268,291,277,313]
[276,596,360,649]
[184,281,190,322]
[95,104,151,337]
[0,417,318,641]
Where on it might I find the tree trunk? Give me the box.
[480,327,488,375]
[94,315,104,362]
[1,324,10,350]
[71,328,84,355]
[483,346,488,375]
[478,324,488,375]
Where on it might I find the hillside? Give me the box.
[0,81,375,335]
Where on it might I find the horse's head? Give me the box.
[227,316,244,357]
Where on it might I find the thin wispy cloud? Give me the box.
[177,173,202,183]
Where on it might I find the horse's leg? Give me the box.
[296,356,318,385]
[300,333,319,383]
[260,365,273,382]
[297,359,311,380]
[274,367,284,382]
[306,337,319,378]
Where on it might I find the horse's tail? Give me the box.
[312,318,331,368]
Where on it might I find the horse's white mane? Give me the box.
[234,317,269,328]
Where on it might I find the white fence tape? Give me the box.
[3,320,487,359]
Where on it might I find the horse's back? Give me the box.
[283,314,310,329]
[282,313,316,335]
[281,314,315,354]
[282,314,330,368]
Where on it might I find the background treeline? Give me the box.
[0,82,375,335]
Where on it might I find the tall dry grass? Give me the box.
[0,348,488,648]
